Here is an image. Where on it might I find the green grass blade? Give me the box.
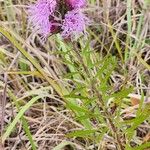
[8,90,37,150]
[53,141,75,150]
[2,95,46,143]
[67,129,97,138]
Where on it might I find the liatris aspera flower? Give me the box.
[61,9,89,39]
[28,0,89,41]
[66,0,86,9]
[28,0,57,40]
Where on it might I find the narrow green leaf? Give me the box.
[132,142,150,150]
[66,102,90,113]
[67,129,97,138]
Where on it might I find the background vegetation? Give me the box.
[0,0,150,149]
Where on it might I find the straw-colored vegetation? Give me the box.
[0,0,150,149]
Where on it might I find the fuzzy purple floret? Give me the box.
[28,0,57,39]
[28,0,89,41]
[61,10,89,39]
[66,0,86,9]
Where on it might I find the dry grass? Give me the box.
[0,0,150,150]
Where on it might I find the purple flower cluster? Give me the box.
[61,10,88,39]
[28,0,57,40]
[66,0,86,9]
[28,0,88,41]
